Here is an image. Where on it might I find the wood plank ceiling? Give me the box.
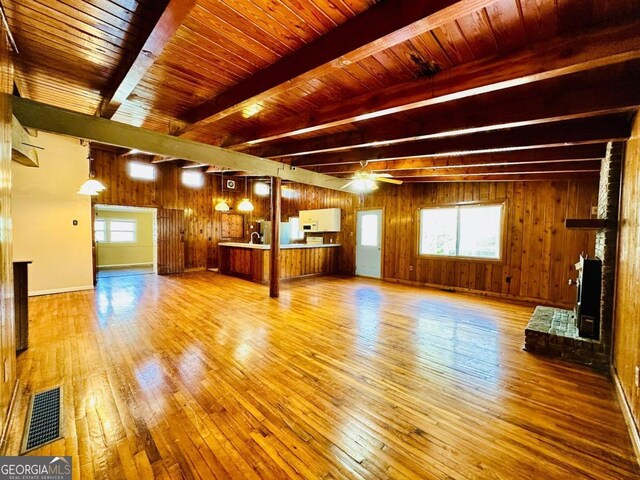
[4,0,640,182]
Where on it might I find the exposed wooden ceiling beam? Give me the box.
[336,160,601,178]
[12,97,348,191]
[288,116,628,167]
[313,144,607,174]
[177,0,499,134]
[205,166,227,173]
[247,78,639,159]
[392,172,600,182]
[225,19,640,148]
[97,0,196,119]
[151,156,181,163]
[11,115,39,167]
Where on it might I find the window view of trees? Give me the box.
[419,204,502,259]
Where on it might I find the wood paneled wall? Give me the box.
[278,183,356,275]
[157,208,185,275]
[92,148,598,306]
[93,148,356,273]
[361,181,598,307]
[92,148,269,270]
[614,112,640,433]
[0,25,15,440]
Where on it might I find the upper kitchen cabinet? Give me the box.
[300,208,341,233]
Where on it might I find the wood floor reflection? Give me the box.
[5,272,639,479]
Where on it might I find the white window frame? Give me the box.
[109,219,137,243]
[95,218,137,244]
[94,219,106,242]
[418,202,504,261]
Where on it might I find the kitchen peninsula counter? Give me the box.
[218,242,340,283]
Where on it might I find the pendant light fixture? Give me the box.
[214,171,230,212]
[237,176,254,212]
[78,154,106,196]
[213,170,230,212]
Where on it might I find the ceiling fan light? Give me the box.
[237,198,254,212]
[352,178,378,191]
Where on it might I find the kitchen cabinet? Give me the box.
[299,208,341,232]
[218,243,340,283]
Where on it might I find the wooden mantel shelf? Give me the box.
[565,218,611,230]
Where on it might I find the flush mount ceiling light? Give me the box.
[78,154,106,196]
[214,171,230,211]
[237,176,254,212]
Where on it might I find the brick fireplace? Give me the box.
[524,142,623,370]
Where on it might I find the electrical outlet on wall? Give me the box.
[636,366,640,388]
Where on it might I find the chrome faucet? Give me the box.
[250,232,260,244]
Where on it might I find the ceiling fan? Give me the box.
[341,161,403,191]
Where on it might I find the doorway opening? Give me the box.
[94,205,158,279]
[356,209,383,278]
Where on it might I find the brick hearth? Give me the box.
[524,306,609,370]
[523,142,623,370]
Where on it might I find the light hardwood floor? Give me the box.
[4,272,639,479]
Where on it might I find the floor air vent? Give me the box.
[21,386,63,453]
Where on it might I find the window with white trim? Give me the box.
[95,219,137,243]
[109,220,136,242]
[94,219,106,242]
[419,203,503,259]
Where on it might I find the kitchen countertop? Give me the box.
[218,242,340,250]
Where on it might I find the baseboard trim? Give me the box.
[29,285,95,297]
[381,277,572,309]
[98,262,154,269]
[612,365,640,466]
[0,380,19,454]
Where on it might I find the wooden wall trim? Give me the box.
[612,366,640,467]
[612,111,640,445]
[382,277,572,310]
[0,380,19,454]
[0,17,16,446]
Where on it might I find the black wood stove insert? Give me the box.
[570,254,602,340]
